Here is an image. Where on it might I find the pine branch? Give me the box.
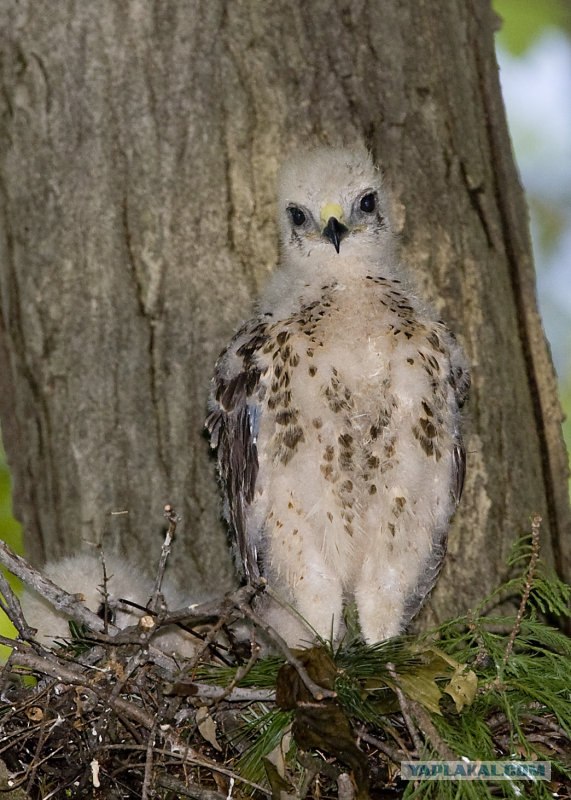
[502,513,542,669]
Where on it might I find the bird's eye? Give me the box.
[288,206,306,226]
[360,193,376,213]
[97,602,116,625]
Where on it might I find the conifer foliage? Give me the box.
[0,515,570,798]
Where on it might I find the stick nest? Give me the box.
[1,513,571,799]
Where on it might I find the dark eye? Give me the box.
[288,206,306,226]
[97,602,115,625]
[360,193,376,213]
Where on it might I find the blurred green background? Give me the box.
[1,1,570,657]
[494,0,571,457]
[0,447,22,657]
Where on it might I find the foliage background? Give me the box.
[1,1,570,657]
[494,0,571,457]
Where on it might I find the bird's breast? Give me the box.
[247,279,459,588]
[254,279,456,474]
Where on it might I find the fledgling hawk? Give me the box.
[206,146,469,647]
[21,552,202,658]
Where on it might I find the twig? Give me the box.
[149,504,178,610]
[91,639,152,747]
[387,663,456,760]
[156,602,225,628]
[467,609,490,668]
[356,726,405,763]
[10,647,159,729]
[0,539,110,635]
[97,550,114,633]
[9,746,65,794]
[156,773,228,800]
[407,699,456,760]
[0,541,185,674]
[165,579,335,702]
[98,744,270,796]
[0,568,36,641]
[144,692,174,800]
[235,594,336,701]
[158,582,260,628]
[183,613,233,673]
[386,663,423,756]
[525,714,570,738]
[213,634,261,704]
[502,514,542,668]
[8,647,255,785]
[141,720,157,800]
[25,689,57,797]
[40,776,78,800]
[166,682,275,702]
[158,582,266,672]
[524,733,567,754]
[377,719,412,757]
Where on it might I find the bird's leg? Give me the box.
[354,556,408,643]
[262,567,344,648]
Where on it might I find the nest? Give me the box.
[1,511,571,799]
[0,583,403,799]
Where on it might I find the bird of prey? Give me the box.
[21,552,202,658]
[207,145,469,647]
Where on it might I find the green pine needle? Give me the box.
[208,533,571,796]
[232,705,294,787]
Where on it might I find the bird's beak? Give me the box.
[320,203,349,254]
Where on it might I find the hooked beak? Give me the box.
[322,216,349,254]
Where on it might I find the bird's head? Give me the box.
[277,145,393,276]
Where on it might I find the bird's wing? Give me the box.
[402,339,470,626]
[205,319,270,583]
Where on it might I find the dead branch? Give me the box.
[7,646,254,788]
[0,568,36,641]
[0,539,108,635]
[149,504,179,612]
[386,663,423,756]
[156,773,228,799]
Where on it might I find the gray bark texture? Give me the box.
[0,1,569,619]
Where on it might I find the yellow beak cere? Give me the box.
[320,202,345,227]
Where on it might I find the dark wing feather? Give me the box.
[450,359,470,506]
[452,442,466,506]
[402,348,470,626]
[450,361,471,409]
[205,321,269,582]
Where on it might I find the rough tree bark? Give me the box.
[0,1,568,618]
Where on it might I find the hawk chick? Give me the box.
[21,552,203,658]
[207,146,469,647]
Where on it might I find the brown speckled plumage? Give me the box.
[207,146,469,647]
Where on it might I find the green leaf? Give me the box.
[494,0,571,55]
[444,665,478,713]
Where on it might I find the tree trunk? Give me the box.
[0,1,568,618]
